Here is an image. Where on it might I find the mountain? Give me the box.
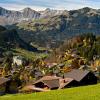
[0,7,69,25]
[21,7,40,19]
[0,25,38,52]
[0,7,40,25]
[40,8,69,18]
[11,7,100,48]
[1,7,100,48]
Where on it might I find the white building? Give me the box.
[13,56,25,66]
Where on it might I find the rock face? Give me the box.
[0,7,69,25]
[0,7,100,25]
[21,7,41,19]
[0,7,41,25]
[40,8,69,18]
[1,7,100,48]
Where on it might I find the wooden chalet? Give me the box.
[64,69,97,86]
[33,76,61,90]
[0,77,10,95]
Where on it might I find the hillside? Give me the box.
[10,7,100,48]
[0,25,38,52]
[0,84,100,100]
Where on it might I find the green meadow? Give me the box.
[0,84,100,100]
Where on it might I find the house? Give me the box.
[64,69,97,86]
[7,79,19,93]
[4,74,21,94]
[13,56,26,66]
[33,76,79,91]
[33,76,61,90]
[0,77,10,95]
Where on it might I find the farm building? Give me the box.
[33,76,79,90]
[33,76,61,90]
[64,69,97,86]
[7,79,19,93]
[13,56,26,66]
[0,77,10,95]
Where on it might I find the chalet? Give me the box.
[64,69,97,86]
[7,80,19,93]
[13,56,26,66]
[5,74,20,94]
[0,77,10,95]
[32,76,79,91]
[33,76,61,90]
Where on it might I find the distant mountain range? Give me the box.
[0,7,68,25]
[0,7,100,48]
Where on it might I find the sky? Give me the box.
[0,0,100,11]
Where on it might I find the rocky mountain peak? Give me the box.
[22,7,34,12]
[45,8,51,12]
[79,7,96,14]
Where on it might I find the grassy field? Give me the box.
[12,48,48,60]
[0,84,100,100]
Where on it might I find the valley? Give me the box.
[0,6,100,99]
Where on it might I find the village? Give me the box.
[0,46,100,95]
[0,1,100,99]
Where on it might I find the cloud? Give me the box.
[0,3,45,11]
[0,0,100,10]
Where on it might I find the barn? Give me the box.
[64,69,97,86]
[33,76,61,90]
[0,77,10,95]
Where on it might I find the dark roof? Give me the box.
[59,78,75,89]
[64,69,90,82]
[34,76,61,89]
[0,77,10,85]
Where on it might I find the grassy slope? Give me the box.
[12,48,48,60]
[0,84,100,100]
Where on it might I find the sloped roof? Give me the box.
[0,77,10,85]
[33,76,61,89]
[64,69,90,82]
[35,76,61,81]
[59,78,74,89]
